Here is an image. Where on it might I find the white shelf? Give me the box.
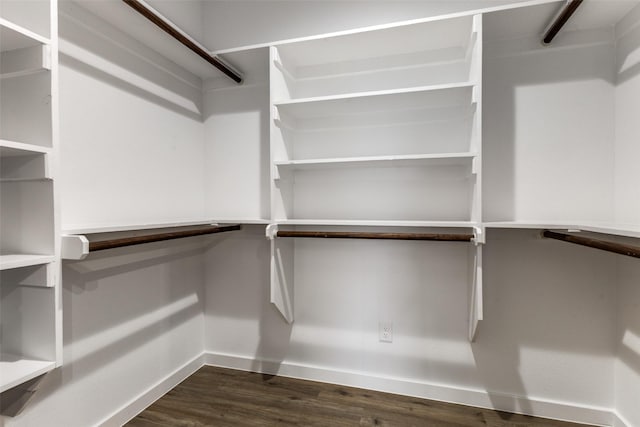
[213,218,271,225]
[0,354,55,393]
[576,223,640,239]
[0,178,52,183]
[0,254,55,271]
[485,221,640,239]
[0,139,51,156]
[274,14,473,69]
[484,221,574,229]
[0,18,50,52]
[275,152,476,171]
[274,82,475,118]
[62,219,225,235]
[273,219,478,228]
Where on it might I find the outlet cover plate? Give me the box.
[379,321,393,343]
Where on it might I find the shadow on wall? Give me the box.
[202,53,271,221]
[483,18,616,223]
[20,240,212,421]
[616,8,640,85]
[616,257,640,377]
[58,1,202,120]
[205,227,618,412]
[204,226,293,372]
[472,230,618,415]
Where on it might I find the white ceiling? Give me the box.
[68,0,640,81]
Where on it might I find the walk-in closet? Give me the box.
[0,0,638,425]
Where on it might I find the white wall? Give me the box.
[0,4,208,426]
[203,0,540,51]
[483,35,616,223]
[4,245,205,427]
[57,1,207,230]
[614,3,640,225]
[615,258,640,427]
[614,4,640,427]
[203,228,617,423]
[203,52,271,221]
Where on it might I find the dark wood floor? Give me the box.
[126,366,591,427]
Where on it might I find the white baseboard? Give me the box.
[203,351,616,427]
[97,353,205,427]
[96,350,620,427]
[612,411,631,427]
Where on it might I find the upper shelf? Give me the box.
[275,152,476,171]
[275,14,475,70]
[271,14,478,100]
[0,140,51,156]
[274,83,476,121]
[0,354,55,393]
[273,219,478,228]
[485,221,640,239]
[0,19,50,52]
[0,254,55,271]
[0,19,51,78]
[0,140,51,180]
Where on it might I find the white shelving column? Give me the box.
[0,0,61,407]
[469,14,484,342]
[268,13,484,336]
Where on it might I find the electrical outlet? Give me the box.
[379,321,393,343]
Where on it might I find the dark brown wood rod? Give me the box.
[542,230,640,259]
[542,0,584,44]
[89,224,241,252]
[276,231,474,242]
[122,0,242,83]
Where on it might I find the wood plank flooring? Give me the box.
[126,366,592,427]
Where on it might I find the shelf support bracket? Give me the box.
[0,375,46,417]
[469,243,483,342]
[269,224,295,323]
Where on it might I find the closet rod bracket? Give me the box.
[266,223,278,240]
[473,227,485,245]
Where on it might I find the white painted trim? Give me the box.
[97,353,204,427]
[203,351,615,427]
[612,411,631,427]
[92,350,621,426]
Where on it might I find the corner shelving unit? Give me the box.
[0,0,61,404]
[268,13,484,340]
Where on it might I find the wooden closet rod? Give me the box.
[542,0,583,44]
[122,0,243,83]
[542,230,640,259]
[89,224,241,252]
[276,231,474,242]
